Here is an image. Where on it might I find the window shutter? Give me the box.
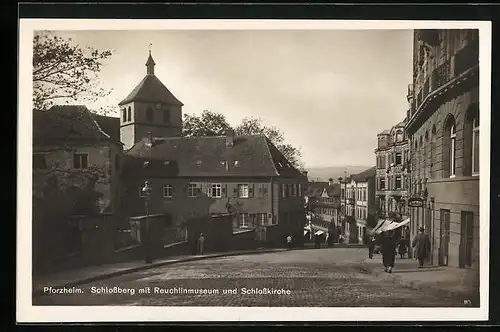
[249,184,254,198]
[222,185,227,197]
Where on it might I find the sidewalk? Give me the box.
[33,248,287,296]
[359,254,480,303]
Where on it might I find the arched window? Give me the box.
[450,124,456,177]
[443,115,457,178]
[430,125,436,179]
[472,117,479,175]
[146,107,154,122]
[464,105,479,176]
[122,108,126,122]
[127,107,132,122]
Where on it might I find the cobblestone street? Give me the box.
[33,248,467,307]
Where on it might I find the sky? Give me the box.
[45,29,414,168]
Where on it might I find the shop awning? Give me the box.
[385,218,410,231]
[315,230,325,235]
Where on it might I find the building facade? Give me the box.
[120,53,308,245]
[405,29,479,270]
[375,118,410,220]
[305,179,341,227]
[32,105,124,271]
[340,167,376,243]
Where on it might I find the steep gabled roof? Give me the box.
[33,105,122,145]
[118,74,184,106]
[306,182,341,197]
[124,135,304,178]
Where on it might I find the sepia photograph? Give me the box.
[17,19,490,322]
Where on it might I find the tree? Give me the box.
[235,117,304,170]
[182,110,232,137]
[32,31,113,112]
[182,111,305,170]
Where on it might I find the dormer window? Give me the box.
[396,131,404,143]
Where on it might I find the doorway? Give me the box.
[460,211,474,268]
[439,209,450,266]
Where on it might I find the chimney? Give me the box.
[328,178,333,186]
[226,129,235,147]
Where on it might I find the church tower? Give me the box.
[119,50,183,150]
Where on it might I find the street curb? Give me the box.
[33,248,287,297]
[357,260,478,304]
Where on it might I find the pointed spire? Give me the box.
[146,44,155,75]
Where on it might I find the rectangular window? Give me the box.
[33,154,47,169]
[163,184,173,198]
[341,188,345,199]
[211,184,222,198]
[127,108,132,122]
[188,183,198,198]
[395,152,402,165]
[282,184,286,197]
[472,120,479,175]
[238,184,249,198]
[298,184,302,196]
[380,178,385,190]
[395,176,402,189]
[239,213,249,228]
[122,109,126,122]
[73,153,88,169]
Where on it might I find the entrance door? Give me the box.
[439,209,450,266]
[460,211,474,268]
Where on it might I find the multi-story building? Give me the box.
[339,167,376,243]
[405,29,479,270]
[375,118,410,220]
[120,52,308,245]
[305,179,341,226]
[32,105,124,270]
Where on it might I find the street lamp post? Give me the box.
[142,180,153,264]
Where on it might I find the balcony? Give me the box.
[407,39,479,134]
[431,60,451,91]
[454,39,479,77]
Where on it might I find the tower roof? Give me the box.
[119,74,184,106]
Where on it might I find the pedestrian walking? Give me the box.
[412,227,431,268]
[286,234,293,250]
[398,236,409,259]
[380,231,397,273]
[198,233,205,255]
[364,234,375,259]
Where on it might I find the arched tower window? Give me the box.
[442,115,456,178]
[122,108,126,122]
[127,107,132,122]
[146,107,154,122]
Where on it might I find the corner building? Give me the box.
[405,29,479,271]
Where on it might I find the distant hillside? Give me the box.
[306,165,373,182]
